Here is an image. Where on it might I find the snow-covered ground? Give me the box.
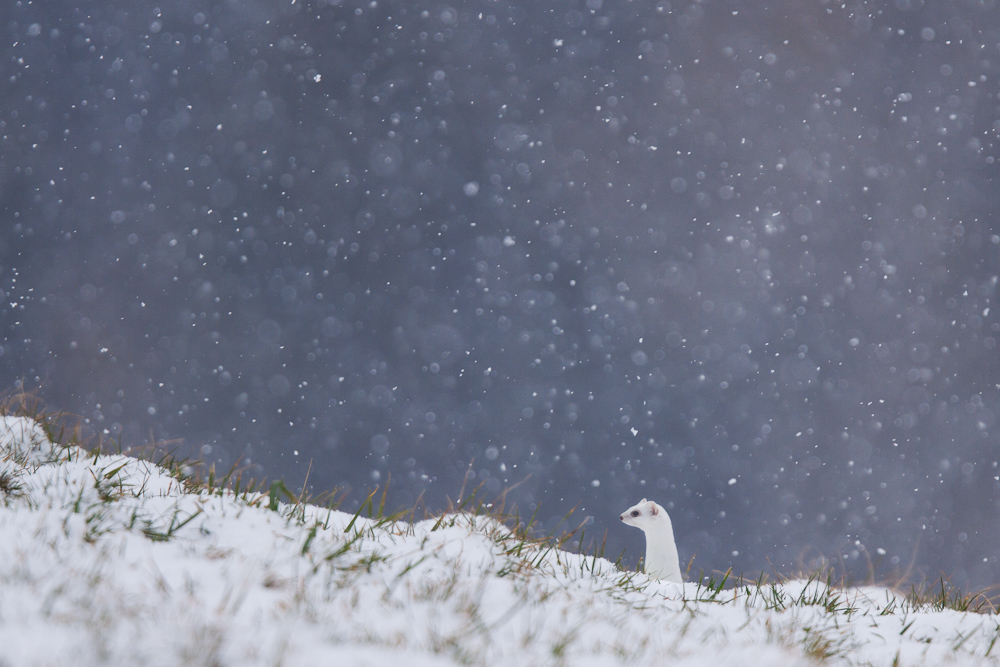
[1,415,998,666]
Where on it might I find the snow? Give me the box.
[1,415,998,666]
[0,416,52,460]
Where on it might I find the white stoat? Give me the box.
[619,498,682,583]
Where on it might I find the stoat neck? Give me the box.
[644,521,681,583]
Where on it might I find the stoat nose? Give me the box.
[619,514,625,521]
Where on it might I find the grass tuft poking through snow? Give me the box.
[1,397,998,666]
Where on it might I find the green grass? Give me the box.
[905,577,998,614]
[0,465,24,501]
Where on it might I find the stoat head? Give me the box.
[619,498,666,530]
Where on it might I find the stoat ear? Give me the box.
[639,498,647,504]
[649,502,658,516]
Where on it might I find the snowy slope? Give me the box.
[1,416,998,667]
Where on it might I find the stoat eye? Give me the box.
[631,510,640,517]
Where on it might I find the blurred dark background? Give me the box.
[3,0,1000,587]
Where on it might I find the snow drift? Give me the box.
[0,416,997,666]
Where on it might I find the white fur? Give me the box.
[619,498,682,583]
